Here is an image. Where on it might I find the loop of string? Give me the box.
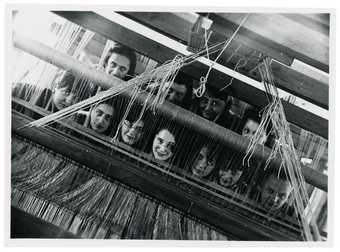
[194,13,250,98]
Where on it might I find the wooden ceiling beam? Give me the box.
[211,13,329,72]
[121,12,328,108]
[52,11,328,138]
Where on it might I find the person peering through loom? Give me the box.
[144,71,194,110]
[216,108,268,191]
[98,43,137,82]
[75,98,116,136]
[147,123,178,164]
[189,140,222,181]
[12,70,94,119]
[116,104,154,151]
[252,167,294,217]
[195,85,238,130]
[163,72,194,109]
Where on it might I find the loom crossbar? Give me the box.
[12,33,328,192]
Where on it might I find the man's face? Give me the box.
[90,104,114,134]
[105,53,130,79]
[152,129,175,161]
[261,175,292,211]
[166,82,187,106]
[218,169,243,187]
[199,91,226,121]
[242,119,267,144]
[52,86,75,111]
[121,119,144,145]
[191,146,216,178]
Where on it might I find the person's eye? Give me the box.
[96,110,103,116]
[197,153,204,160]
[157,137,164,144]
[243,128,250,134]
[120,66,127,72]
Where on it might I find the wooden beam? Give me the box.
[212,13,329,72]
[52,11,328,138]
[281,14,329,36]
[12,112,302,240]
[271,60,328,109]
[121,12,292,66]
[121,12,328,108]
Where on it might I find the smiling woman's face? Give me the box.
[152,129,175,161]
[191,146,216,178]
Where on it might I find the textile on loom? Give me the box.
[11,135,231,240]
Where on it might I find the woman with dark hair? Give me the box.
[117,105,153,150]
[102,44,137,81]
[165,72,194,110]
[12,70,94,118]
[88,101,115,135]
[76,99,116,136]
[195,86,235,129]
[190,142,221,181]
[237,108,268,145]
[151,126,176,162]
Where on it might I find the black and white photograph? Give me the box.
[4,2,335,245]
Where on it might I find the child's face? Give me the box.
[90,104,114,134]
[152,129,175,161]
[242,119,267,144]
[191,146,216,178]
[261,175,292,211]
[121,119,144,145]
[52,87,75,110]
[218,169,243,187]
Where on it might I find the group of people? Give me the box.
[12,42,293,215]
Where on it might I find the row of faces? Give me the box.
[80,103,291,212]
[88,105,269,191]
[52,50,290,213]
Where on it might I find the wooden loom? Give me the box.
[11,11,329,241]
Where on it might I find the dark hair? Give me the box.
[56,71,77,89]
[56,70,95,100]
[173,72,194,109]
[90,99,116,136]
[190,140,223,180]
[237,108,262,134]
[117,105,152,149]
[204,85,232,104]
[103,44,137,79]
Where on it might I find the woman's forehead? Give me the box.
[94,103,114,114]
[157,129,175,142]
